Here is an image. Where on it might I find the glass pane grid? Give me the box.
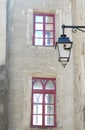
[32,77,56,127]
[34,14,55,46]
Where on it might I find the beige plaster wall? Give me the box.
[6,1,74,130]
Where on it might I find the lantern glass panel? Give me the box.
[58,43,70,62]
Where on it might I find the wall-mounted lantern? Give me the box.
[56,25,85,67]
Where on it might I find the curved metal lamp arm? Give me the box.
[76,28,85,33]
[62,25,85,34]
[56,25,85,67]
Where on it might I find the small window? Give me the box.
[33,13,55,46]
[31,77,57,127]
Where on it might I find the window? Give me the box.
[31,77,57,127]
[33,13,55,46]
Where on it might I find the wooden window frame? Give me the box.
[33,13,55,46]
[31,77,57,128]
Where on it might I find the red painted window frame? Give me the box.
[31,77,57,128]
[33,12,55,46]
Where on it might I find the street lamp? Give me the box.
[56,25,85,67]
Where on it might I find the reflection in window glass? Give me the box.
[33,115,42,125]
[33,105,42,114]
[45,39,50,45]
[45,16,53,23]
[35,16,43,22]
[45,39,53,46]
[45,31,53,38]
[33,94,43,103]
[45,105,54,114]
[46,80,55,89]
[35,31,43,38]
[31,78,56,127]
[45,94,54,104]
[35,24,43,30]
[45,116,54,126]
[35,38,43,45]
[45,24,53,30]
[33,81,42,89]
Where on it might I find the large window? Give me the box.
[31,77,56,127]
[33,13,55,46]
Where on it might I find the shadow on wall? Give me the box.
[0,64,6,130]
[0,65,5,90]
[0,65,5,73]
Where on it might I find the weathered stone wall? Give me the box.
[6,0,74,130]
[72,1,85,130]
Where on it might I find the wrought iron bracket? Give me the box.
[62,25,85,35]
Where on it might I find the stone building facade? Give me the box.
[0,0,85,130]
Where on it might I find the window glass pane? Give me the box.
[33,105,42,114]
[33,81,42,89]
[45,116,54,126]
[45,24,53,30]
[45,105,54,114]
[35,16,43,22]
[33,94,43,103]
[45,39,53,46]
[35,31,43,38]
[35,23,43,30]
[45,16,53,23]
[46,80,55,89]
[45,31,53,38]
[35,38,43,45]
[45,94,54,104]
[33,115,42,125]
